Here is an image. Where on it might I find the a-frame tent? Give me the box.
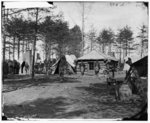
[51,55,76,74]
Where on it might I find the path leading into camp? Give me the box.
[3,74,141,119]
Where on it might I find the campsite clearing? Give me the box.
[3,74,144,119]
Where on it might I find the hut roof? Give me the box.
[77,50,118,61]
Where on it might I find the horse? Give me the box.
[25,62,29,74]
[21,61,29,74]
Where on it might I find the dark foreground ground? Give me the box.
[2,74,147,120]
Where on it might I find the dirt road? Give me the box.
[3,75,141,119]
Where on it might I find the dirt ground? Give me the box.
[2,74,145,119]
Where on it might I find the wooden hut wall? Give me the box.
[76,61,89,72]
[76,60,106,74]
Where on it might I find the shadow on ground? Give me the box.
[3,96,89,119]
[3,75,81,93]
[4,74,31,80]
[4,96,65,118]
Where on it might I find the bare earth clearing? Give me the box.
[3,74,142,119]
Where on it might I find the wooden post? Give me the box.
[81,2,85,56]
[115,82,120,101]
[32,8,39,78]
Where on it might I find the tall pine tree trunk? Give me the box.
[49,42,51,62]
[141,40,143,58]
[128,42,130,56]
[9,43,11,60]
[26,40,28,51]
[32,8,39,78]
[22,40,25,53]
[123,49,125,62]
[13,37,15,60]
[18,37,20,60]
[109,43,111,54]
[102,43,105,53]
[45,43,48,73]
[90,40,93,51]
[120,43,122,62]
[28,40,30,50]
[125,39,128,57]
[3,9,9,61]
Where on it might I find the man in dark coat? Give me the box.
[80,61,85,76]
[94,61,100,75]
[105,59,115,78]
[21,61,26,73]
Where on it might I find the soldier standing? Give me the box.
[21,61,26,73]
[80,61,85,76]
[94,61,100,76]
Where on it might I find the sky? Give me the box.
[2,1,149,61]
[53,1,148,37]
[3,1,148,37]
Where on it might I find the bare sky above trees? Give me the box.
[53,2,148,37]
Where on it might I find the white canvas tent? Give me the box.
[70,55,77,62]
[51,55,76,74]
